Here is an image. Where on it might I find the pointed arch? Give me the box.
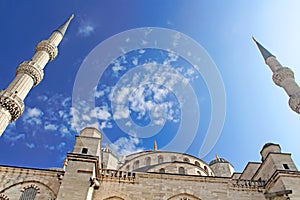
[167,193,202,200]
[103,196,125,200]
[0,180,56,200]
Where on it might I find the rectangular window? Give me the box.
[283,164,289,170]
[82,148,88,154]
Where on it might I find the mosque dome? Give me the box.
[118,150,214,176]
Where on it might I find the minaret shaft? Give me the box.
[0,15,74,136]
[31,51,50,68]
[254,38,300,114]
[265,57,283,72]
[6,74,34,100]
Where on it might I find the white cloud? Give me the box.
[22,107,43,125]
[45,145,55,151]
[59,125,69,134]
[57,142,66,151]
[78,24,95,37]
[3,133,25,143]
[112,105,130,120]
[90,106,111,120]
[132,57,138,65]
[112,61,126,75]
[44,123,58,131]
[109,61,185,125]
[110,136,144,157]
[70,100,113,132]
[25,143,35,149]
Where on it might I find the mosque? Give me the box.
[0,15,299,200]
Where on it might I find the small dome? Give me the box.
[262,142,279,149]
[209,157,229,165]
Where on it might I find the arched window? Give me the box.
[195,161,200,167]
[183,157,190,163]
[145,157,151,166]
[171,156,176,162]
[126,165,130,171]
[20,185,40,200]
[204,166,208,174]
[178,167,185,175]
[159,168,165,173]
[158,155,164,164]
[133,160,139,170]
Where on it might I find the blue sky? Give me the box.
[0,1,299,172]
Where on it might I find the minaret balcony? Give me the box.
[272,67,295,87]
[16,61,44,86]
[289,95,300,114]
[0,90,24,121]
[35,40,58,61]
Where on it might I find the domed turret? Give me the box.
[260,142,281,161]
[209,154,234,177]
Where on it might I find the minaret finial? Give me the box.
[252,36,275,62]
[154,140,157,151]
[56,14,74,36]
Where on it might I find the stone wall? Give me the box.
[95,171,265,200]
[0,165,62,200]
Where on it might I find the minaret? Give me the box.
[0,15,74,136]
[253,37,300,114]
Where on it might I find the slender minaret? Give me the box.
[253,37,300,114]
[0,15,74,136]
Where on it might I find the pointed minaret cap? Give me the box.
[252,36,275,61]
[153,140,157,151]
[55,14,74,36]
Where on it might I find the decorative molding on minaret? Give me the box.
[253,37,300,114]
[0,15,74,136]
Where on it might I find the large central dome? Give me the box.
[118,150,214,176]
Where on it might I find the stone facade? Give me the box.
[0,166,63,200]
[0,128,299,200]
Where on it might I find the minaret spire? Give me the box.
[253,37,300,114]
[55,14,74,36]
[0,15,74,136]
[252,37,274,62]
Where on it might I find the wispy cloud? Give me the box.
[22,107,43,125]
[44,123,58,131]
[110,136,144,157]
[78,24,95,37]
[70,100,112,132]
[25,143,35,149]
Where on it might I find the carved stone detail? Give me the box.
[36,40,58,61]
[272,67,294,87]
[16,61,44,86]
[0,91,24,121]
[21,184,41,193]
[289,96,300,114]
[0,193,9,200]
